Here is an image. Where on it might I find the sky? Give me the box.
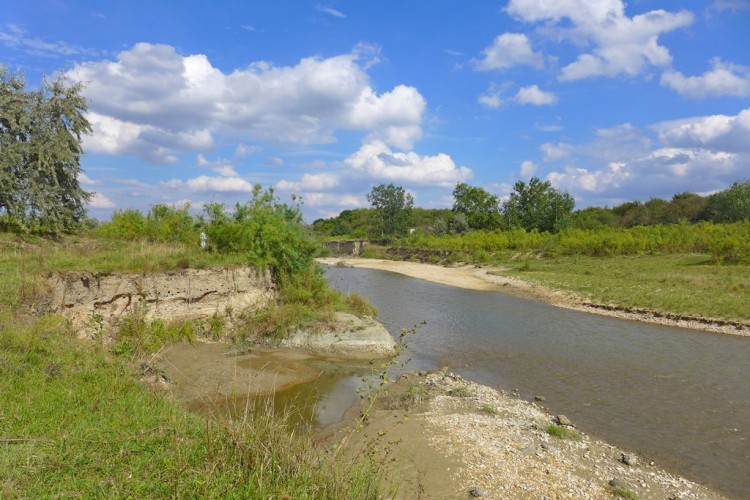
[2,1,750,222]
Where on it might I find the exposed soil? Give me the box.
[317,258,750,337]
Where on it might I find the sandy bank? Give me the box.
[317,257,749,336]
[334,370,726,499]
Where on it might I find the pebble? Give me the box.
[621,453,637,466]
[534,395,546,402]
[469,485,485,497]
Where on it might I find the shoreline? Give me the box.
[317,257,750,337]
[332,370,727,499]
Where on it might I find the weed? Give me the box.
[448,385,471,398]
[481,404,500,415]
[606,484,639,499]
[545,424,582,441]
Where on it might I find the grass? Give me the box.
[544,424,582,441]
[0,233,386,498]
[499,254,750,322]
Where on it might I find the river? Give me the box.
[324,265,750,499]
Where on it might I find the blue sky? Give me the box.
[2,1,750,222]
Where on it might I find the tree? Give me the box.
[451,182,502,230]
[0,66,91,233]
[502,177,575,233]
[704,180,750,223]
[366,183,413,239]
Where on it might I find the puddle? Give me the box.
[156,342,376,428]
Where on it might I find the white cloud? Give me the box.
[520,160,538,177]
[653,108,750,154]
[478,90,503,109]
[78,173,100,186]
[661,59,750,98]
[276,172,341,192]
[476,33,544,71]
[514,85,558,105]
[541,142,574,161]
[345,140,472,187]
[196,154,238,177]
[505,0,693,80]
[544,111,750,203]
[316,4,346,18]
[0,23,101,58]
[67,43,426,162]
[88,192,116,209]
[163,176,256,193]
[265,156,284,166]
[234,143,260,158]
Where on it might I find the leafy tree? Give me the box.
[366,183,414,239]
[704,180,750,223]
[0,66,92,233]
[668,192,707,223]
[571,206,615,229]
[502,177,575,233]
[451,182,502,230]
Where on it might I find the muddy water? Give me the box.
[324,266,750,499]
[157,343,373,428]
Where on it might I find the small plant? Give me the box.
[448,385,471,398]
[606,484,638,499]
[481,404,499,415]
[545,424,581,441]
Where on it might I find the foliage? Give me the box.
[366,183,414,239]
[502,177,575,233]
[0,66,91,234]
[451,182,502,230]
[705,180,750,223]
[203,186,317,280]
[96,204,197,244]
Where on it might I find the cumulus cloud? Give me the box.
[514,85,558,105]
[163,176,256,193]
[476,33,544,71]
[520,160,538,177]
[87,192,116,209]
[544,109,750,202]
[504,0,693,80]
[661,59,750,98]
[196,154,238,177]
[345,140,472,187]
[478,90,503,109]
[265,156,284,166]
[652,108,750,153]
[67,43,426,162]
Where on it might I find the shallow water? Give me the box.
[324,266,750,499]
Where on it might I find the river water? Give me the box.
[324,266,750,499]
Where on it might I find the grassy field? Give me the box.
[501,254,749,322]
[0,233,385,498]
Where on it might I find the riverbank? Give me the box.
[317,257,750,336]
[333,370,726,499]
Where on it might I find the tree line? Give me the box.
[313,179,750,239]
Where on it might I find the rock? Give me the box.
[469,486,485,497]
[534,395,545,402]
[280,312,397,359]
[555,414,573,427]
[621,453,637,466]
[540,443,557,453]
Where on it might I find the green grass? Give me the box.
[0,234,386,498]
[500,254,749,322]
[544,424,582,441]
[0,316,383,497]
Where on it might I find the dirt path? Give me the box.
[317,257,749,336]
